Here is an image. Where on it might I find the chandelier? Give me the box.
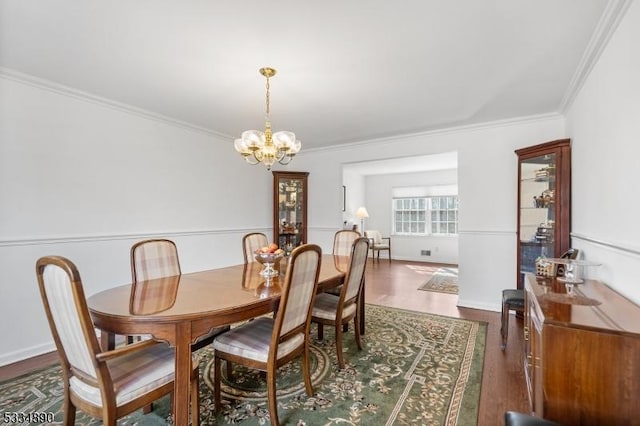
[234,67,301,170]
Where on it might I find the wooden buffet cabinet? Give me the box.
[523,273,640,425]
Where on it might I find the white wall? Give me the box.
[565,1,640,304]
[0,74,276,365]
[293,116,566,312]
[342,168,365,229]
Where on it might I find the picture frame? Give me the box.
[342,185,346,212]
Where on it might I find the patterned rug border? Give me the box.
[418,267,459,295]
[364,303,487,425]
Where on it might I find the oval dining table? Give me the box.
[87,254,353,425]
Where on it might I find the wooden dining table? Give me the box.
[87,254,355,425]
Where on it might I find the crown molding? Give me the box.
[303,112,564,154]
[0,67,232,140]
[559,0,633,113]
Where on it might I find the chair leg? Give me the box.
[302,341,314,396]
[226,360,233,380]
[214,356,222,411]
[387,249,391,263]
[500,303,509,350]
[317,322,324,340]
[353,316,363,350]
[335,323,345,369]
[266,369,280,426]
[62,392,76,426]
[191,368,200,424]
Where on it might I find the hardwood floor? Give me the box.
[0,259,529,425]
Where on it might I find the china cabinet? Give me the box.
[272,171,308,250]
[515,139,571,289]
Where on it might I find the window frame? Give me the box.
[392,195,459,236]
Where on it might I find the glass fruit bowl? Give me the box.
[254,250,284,279]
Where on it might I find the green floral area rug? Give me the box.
[418,268,459,295]
[0,305,486,425]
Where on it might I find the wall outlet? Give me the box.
[421,250,431,256]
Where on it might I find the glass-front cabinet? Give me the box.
[272,171,308,252]
[515,139,571,288]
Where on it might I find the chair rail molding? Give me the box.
[571,232,640,257]
[0,227,272,247]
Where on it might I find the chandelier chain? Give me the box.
[265,75,270,116]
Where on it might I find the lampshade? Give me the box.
[356,207,369,219]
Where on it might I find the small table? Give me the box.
[88,254,348,425]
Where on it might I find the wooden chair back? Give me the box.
[130,239,180,281]
[242,232,269,263]
[333,230,360,256]
[271,244,322,356]
[340,237,370,305]
[36,256,104,384]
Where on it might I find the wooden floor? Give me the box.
[0,259,529,425]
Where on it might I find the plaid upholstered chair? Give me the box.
[312,237,369,368]
[242,232,269,263]
[131,239,229,351]
[325,230,361,297]
[35,256,200,426]
[212,244,322,426]
[333,229,360,256]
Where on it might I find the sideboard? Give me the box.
[524,272,640,425]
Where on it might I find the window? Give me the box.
[393,196,458,235]
[429,196,458,234]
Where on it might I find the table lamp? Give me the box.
[356,206,369,234]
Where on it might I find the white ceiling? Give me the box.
[0,1,610,150]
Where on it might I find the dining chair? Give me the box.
[212,244,322,426]
[333,229,361,256]
[242,232,269,263]
[35,255,200,426]
[131,238,229,351]
[325,229,361,298]
[364,230,391,263]
[500,248,580,350]
[312,237,369,368]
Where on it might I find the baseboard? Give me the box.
[390,255,459,264]
[0,342,56,368]
[457,298,501,313]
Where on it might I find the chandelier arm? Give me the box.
[252,150,264,164]
[244,155,260,165]
[278,155,293,165]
